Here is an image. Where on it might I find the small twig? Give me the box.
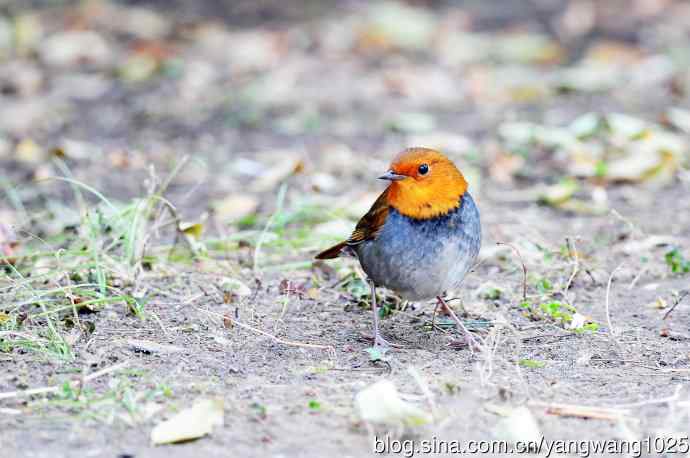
[496,242,527,302]
[197,307,336,359]
[663,290,689,320]
[0,331,48,342]
[628,265,647,290]
[521,333,578,343]
[610,208,644,237]
[605,264,625,353]
[0,361,129,400]
[563,237,580,292]
[253,183,288,275]
[530,401,629,421]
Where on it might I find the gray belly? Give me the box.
[355,193,481,301]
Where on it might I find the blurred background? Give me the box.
[1,0,690,250]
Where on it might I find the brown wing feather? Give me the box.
[315,189,389,259]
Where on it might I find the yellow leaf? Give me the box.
[151,398,224,445]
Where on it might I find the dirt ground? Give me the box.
[2,1,690,457]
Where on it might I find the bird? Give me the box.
[316,147,481,349]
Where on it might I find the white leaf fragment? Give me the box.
[151,398,224,445]
[355,380,432,427]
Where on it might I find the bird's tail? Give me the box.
[315,241,347,259]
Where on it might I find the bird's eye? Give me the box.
[418,163,429,175]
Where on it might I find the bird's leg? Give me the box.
[430,301,440,331]
[436,296,480,352]
[369,280,390,348]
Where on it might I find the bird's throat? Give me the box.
[387,179,466,219]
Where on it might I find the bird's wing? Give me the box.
[315,189,389,259]
[346,188,389,246]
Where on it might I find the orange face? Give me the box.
[382,148,468,219]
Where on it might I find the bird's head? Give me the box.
[379,147,468,219]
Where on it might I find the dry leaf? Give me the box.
[219,278,252,297]
[151,398,224,445]
[493,406,541,444]
[179,221,204,240]
[648,298,667,310]
[538,180,579,206]
[355,380,432,427]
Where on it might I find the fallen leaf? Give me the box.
[355,380,432,427]
[151,398,224,445]
[179,221,204,240]
[493,406,542,444]
[648,297,668,310]
[606,113,648,139]
[567,312,588,330]
[219,278,252,297]
[518,359,546,369]
[605,146,676,183]
[569,112,602,138]
[538,179,579,206]
[306,288,320,300]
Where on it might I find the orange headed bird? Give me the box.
[316,147,481,348]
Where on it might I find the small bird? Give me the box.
[316,147,481,348]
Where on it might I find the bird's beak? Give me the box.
[378,170,407,181]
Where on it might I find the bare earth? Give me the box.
[1,1,690,457]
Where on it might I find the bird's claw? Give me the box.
[449,332,481,352]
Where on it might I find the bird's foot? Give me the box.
[436,296,483,353]
[448,331,481,352]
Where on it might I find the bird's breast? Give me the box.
[355,193,481,300]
